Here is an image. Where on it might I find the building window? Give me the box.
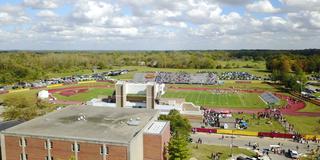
[100,145,109,155]
[71,143,80,152]
[19,138,27,147]
[20,154,28,160]
[45,156,53,160]
[19,138,23,146]
[45,140,53,149]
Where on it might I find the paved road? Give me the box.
[191,133,320,160]
[0,105,4,121]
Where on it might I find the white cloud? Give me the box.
[288,11,320,29]
[246,0,280,13]
[0,0,320,49]
[280,0,320,11]
[37,10,57,18]
[71,0,120,25]
[23,0,58,9]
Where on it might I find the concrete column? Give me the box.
[22,137,26,160]
[146,85,155,109]
[47,139,52,160]
[116,82,126,107]
[102,144,107,160]
[1,134,6,160]
[74,141,78,160]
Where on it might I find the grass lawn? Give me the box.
[53,88,114,102]
[0,82,113,103]
[299,102,320,112]
[163,90,267,109]
[285,116,320,135]
[0,89,39,103]
[189,143,255,160]
[232,114,286,133]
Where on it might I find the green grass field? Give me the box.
[232,114,286,132]
[0,82,113,103]
[189,144,255,160]
[163,90,267,109]
[285,116,320,135]
[299,102,320,112]
[53,88,114,102]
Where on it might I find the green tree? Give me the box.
[159,110,191,137]
[2,95,55,121]
[270,70,281,83]
[167,134,190,160]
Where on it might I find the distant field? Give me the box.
[53,88,114,102]
[111,60,268,80]
[163,89,267,109]
[0,82,113,103]
[233,114,286,132]
[285,116,320,135]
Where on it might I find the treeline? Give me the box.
[266,54,320,73]
[267,55,309,92]
[0,50,319,84]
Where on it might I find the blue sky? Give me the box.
[0,0,319,50]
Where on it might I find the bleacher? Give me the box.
[133,72,218,84]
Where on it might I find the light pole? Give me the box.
[230,130,234,157]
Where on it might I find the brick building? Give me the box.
[1,106,170,160]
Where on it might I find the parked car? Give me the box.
[288,149,299,159]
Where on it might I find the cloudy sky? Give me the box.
[0,0,319,50]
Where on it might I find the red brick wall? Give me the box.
[106,145,128,160]
[3,135,128,160]
[161,123,171,160]
[25,137,48,160]
[51,140,74,160]
[77,142,102,160]
[143,122,171,160]
[144,134,162,160]
[4,136,22,160]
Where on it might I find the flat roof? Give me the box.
[145,121,168,134]
[2,105,159,145]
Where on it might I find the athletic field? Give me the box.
[163,90,267,109]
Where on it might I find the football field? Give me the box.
[163,89,267,109]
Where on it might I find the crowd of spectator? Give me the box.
[203,109,221,127]
[219,72,262,80]
[155,72,218,84]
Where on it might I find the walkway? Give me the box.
[191,133,318,160]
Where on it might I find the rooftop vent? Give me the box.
[127,118,140,126]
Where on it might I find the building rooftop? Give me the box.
[2,105,159,145]
[144,121,168,134]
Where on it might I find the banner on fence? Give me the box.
[78,80,97,84]
[8,88,30,93]
[47,84,64,88]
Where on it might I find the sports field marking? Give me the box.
[238,93,245,107]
